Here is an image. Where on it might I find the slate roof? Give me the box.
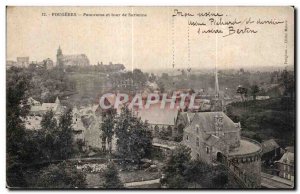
[276,152,294,166]
[136,103,178,126]
[184,112,238,134]
[261,139,280,154]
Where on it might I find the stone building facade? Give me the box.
[182,111,262,188]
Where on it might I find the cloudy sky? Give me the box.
[7,6,294,70]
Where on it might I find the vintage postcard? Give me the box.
[6,6,295,189]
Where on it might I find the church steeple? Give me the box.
[56,45,63,66]
[212,60,223,112]
[215,63,219,98]
[57,45,62,56]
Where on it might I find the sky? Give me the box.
[7,6,294,70]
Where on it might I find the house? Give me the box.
[275,152,294,181]
[261,139,281,163]
[182,112,241,163]
[29,97,63,116]
[135,103,178,137]
[285,146,294,153]
[182,111,262,187]
[27,97,41,106]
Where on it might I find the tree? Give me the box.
[236,86,248,102]
[57,108,74,159]
[250,85,260,100]
[41,110,57,131]
[279,69,295,101]
[212,170,228,188]
[183,159,212,188]
[100,108,116,153]
[102,162,123,189]
[36,161,86,188]
[6,67,31,187]
[162,145,191,188]
[114,107,152,163]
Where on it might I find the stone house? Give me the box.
[275,151,294,181]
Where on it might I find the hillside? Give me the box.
[227,98,295,147]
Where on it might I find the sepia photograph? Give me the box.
[6,6,295,189]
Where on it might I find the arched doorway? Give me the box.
[177,123,185,135]
[216,152,224,163]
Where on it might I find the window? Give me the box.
[197,154,200,159]
[196,137,200,147]
[186,135,189,141]
[206,147,210,154]
[196,125,199,134]
[284,165,287,171]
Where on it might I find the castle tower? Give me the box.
[56,45,63,66]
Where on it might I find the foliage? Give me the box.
[212,171,228,188]
[65,63,125,73]
[114,107,152,163]
[279,69,295,100]
[183,159,212,184]
[102,162,123,189]
[100,108,116,153]
[26,65,76,102]
[236,86,248,101]
[162,145,191,188]
[35,161,86,188]
[57,108,74,159]
[227,98,295,147]
[250,85,259,100]
[40,110,57,131]
[31,109,75,161]
[6,67,31,187]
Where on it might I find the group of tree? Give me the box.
[7,67,81,187]
[161,145,228,188]
[35,161,86,188]
[7,67,31,187]
[113,107,153,163]
[109,68,148,91]
[36,108,75,160]
[64,63,125,73]
[20,64,76,103]
[101,162,124,189]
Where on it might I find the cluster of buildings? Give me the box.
[25,96,107,152]
[6,46,91,69]
[261,139,294,183]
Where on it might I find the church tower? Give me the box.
[56,45,63,66]
[215,64,220,98]
[212,61,223,111]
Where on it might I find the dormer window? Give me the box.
[196,125,199,134]
[206,146,210,154]
[196,137,200,147]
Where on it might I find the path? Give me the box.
[124,178,160,188]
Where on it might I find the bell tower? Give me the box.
[56,45,63,66]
